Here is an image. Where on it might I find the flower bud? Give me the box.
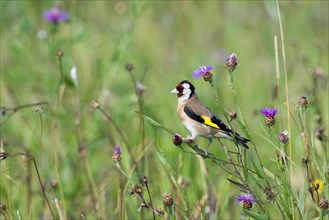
[129,184,143,196]
[172,133,182,146]
[140,175,148,185]
[229,111,237,120]
[112,146,122,162]
[263,187,276,202]
[125,63,134,71]
[163,192,174,207]
[318,198,328,210]
[56,49,64,57]
[277,130,289,145]
[298,96,308,108]
[89,100,100,109]
[226,53,238,70]
[34,107,43,114]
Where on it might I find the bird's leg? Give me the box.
[217,138,240,155]
[204,138,212,156]
[218,138,226,149]
[183,136,194,144]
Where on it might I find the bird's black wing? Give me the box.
[184,105,249,149]
[184,106,231,132]
[212,115,250,149]
[210,115,232,133]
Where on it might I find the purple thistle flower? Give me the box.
[277,130,289,144]
[112,145,122,161]
[226,53,238,70]
[260,107,279,118]
[44,7,69,23]
[173,133,183,146]
[236,193,255,204]
[114,146,121,155]
[236,193,255,209]
[193,65,213,78]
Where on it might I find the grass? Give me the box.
[0,1,328,219]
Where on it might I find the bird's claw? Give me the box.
[202,149,210,158]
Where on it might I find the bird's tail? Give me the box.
[235,135,250,149]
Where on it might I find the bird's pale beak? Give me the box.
[170,88,178,94]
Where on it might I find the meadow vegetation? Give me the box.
[0,1,328,219]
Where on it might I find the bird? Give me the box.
[170,80,249,155]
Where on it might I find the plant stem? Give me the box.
[276,0,294,217]
[127,68,146,172]
[209,81,219,105]
[98,107,138,167]
[145,183,156,220]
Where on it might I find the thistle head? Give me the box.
[236,193,255,209]
[44,7,69,23]
[226,53,238,70]
[112,146,122,162]
[260,107,279,127]
[193,65,214,82]
[277,130,289,145]
[172,133,183,146]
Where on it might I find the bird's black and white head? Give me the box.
[170,80,196,102]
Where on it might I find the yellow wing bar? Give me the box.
[201,115,220,129]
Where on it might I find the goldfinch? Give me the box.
[170,80,249,154]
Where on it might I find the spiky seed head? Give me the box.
[163,192,174,207]
[318,198,328,210]
[298,96,308,108]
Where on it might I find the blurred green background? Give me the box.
[0,1,328,219]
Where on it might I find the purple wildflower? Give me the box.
[277,130,289,144]
[260,107,278,127]
[44,7,69,23]
[173,133,183,146]
[115,146,121,155]
[226,53,238,70]
[112,145,122,161]
[236,193,255,209]
[260,107,279,118]
[193,65,213,78]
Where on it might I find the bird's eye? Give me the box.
[176,84,184,92]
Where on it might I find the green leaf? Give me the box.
[321,209,329,218]
[137,112,175,134]
[143,114,162,127]
[251,157,264,179]
[227,178,248,192]
[263,167,275,179]
[164,205,176,220]
[64,75,74,87]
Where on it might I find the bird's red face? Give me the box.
[171,83,184,97]
[170,80,195,102]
